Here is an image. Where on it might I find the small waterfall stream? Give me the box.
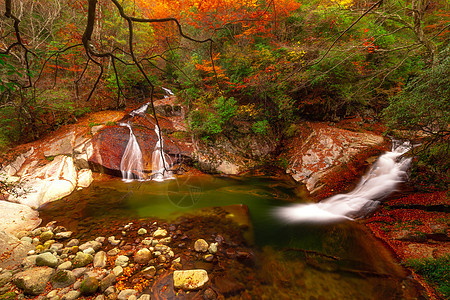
[119,101,173,182]
[275,140,412,223]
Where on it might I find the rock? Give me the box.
[51,270,76,288]
[72,267,87,278]
[153,228,167,238]
[115,255,129,267]
[83,247,96,255]
[0,147,34,176]
[36,252,58,267]
[141,266,156,279]
[50,243,64,253]
[112,266,123,277]
[137,228,147,235]
[95,236,105,243]
[40,231,54,243]
[80,276,99,295]
[194,239,209,252]
[203,287,217,300]
[47,290,58,298]
[72,252,93,268]
[173,269,209,290]
[137,295,151,300]
[93,251,107,268]
[133,248,152,264]
[43,132,74,157]
[13,266,55,295]
[95,295,105,300]
[55,231,73,240]
[394,230,427,242]
[79,241,102,252]
[77,169,93,188]
[108,236,120,246]
[66,239,79,247]
[61,290,81,300]
[117,289,138,300]
[0,201,41,235]
[99,273,116,292]
[0,271,12,290]
[107,247,120,256]
[0,231,34,269]
[21,255,37,269]
[57,261,72,270]
[104,285,116,296]
[208,243,218,254]
[204,254,214,262]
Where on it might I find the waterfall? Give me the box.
[151,125,173,182]
[275,140,412,223]
[162,87,174,98]
[120,122,144,181]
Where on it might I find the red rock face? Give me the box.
[88,122,192,178]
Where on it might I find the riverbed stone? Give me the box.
[133,248,152,264]
[93,251,107,268]
[57,261,72,270]
[112,266,124,277]
[55,231,73,240]
[0,201,41,236]
[137,228,147,235]
[35,252,58,267]
[208,242,218,254]
[72,252,93,268]
[80,276,99,295]
[117,289,138,300]
[153,228,167,238]
[61,290,81,300]
[115,255,129,267]
[77,169,93,188]
[173,269,209,290]
[0,231,35,269]
[99,272,116,292]
[79,240,102,252]
[13,266,55,295]
[141,266,156,279]
[40,231,54,243]
[194,239,209,252]
[51,270,76,288]
[107,247,120,256]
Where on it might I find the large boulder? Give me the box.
[0,201,41,235]
[283,122,387,197]
[0,231,35,269]
[13,266,55,295]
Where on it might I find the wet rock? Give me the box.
[99,273,116,292]
[137,228,147,235]
[0,201,41,236]
[94,251,107,268]
[36,252,58,268]
[153,228,168,238]
[117,289,138,300]
[57,261,72,270]
[77,169,93,188]
[173,269,209,290]
[55,231,73,240]
[134,248,152,264]
[72,252,93,268]
[61,290,81,300]
[115,255,129,267]
[79,241,102,252]
[13,266,55,295]
[194,239,209,252]
[51,270,76,288]
[66,239,79,247]
[80,276,99,295]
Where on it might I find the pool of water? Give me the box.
[39,175,423,299]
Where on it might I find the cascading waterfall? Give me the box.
[275,140,412,223]
[151,125,174,182]
[119,101,174,182]
[120,122,144,181]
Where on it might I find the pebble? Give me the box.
[79,241,102,252]
[115,255,129,267]
[83,247,95,255]
[108,236,120,246]
[95,236,105,243]
[117,289,138,300]
[21,237,33,244]
[57,261,72,271]
[133,248,152,264]
[138,295,151,300]
[93,251,107,268]
[39,231,54,243]
[194,239,209,252]
[141,266,156,279]
[47,290,58,298]
[208,242,218,254]
[107,248,120,256]
[112,266,124,277]
[61,290,81,300]
[36,252,58,267]
[173,269,209,290]
[66,239,79,247]
[153,228,167,238]
[137,228,147,235]
[55,231,73,240]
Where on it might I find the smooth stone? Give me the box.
[115,255,129,267]
[21,237,33,244]
[141,266,156,279]
[108,236,120,246]
[55,232,73,240]
[95,237,105,243]
[57,261,72,270]
[83,247,95,255]
[117,289,138,300]
[208,242,218,254]
[112,266,123,277]
[107,248,120,256]
[13,266,55,295]
[72,267,87,278]
[72,252,93,268]
[194,239,209,252]
[93,251,107,268]
[153,228,167,238]
[73,280,82,290]
[39,231,54,243]
[36,252,58,267]
[51,270,76,288]
[66,239,79,247]
[173,269,209,290]
[79,241,102,252]
[21,255,38,269]
[61,290,81,300]
[47,290,58,298]
[138,295,151,300]
[99,272,116,292]
[137,228,147,235]
[104,285,116,295]
[133,248,152,264]
[94,295,105,300]
[80,276,99,295]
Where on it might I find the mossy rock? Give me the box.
[80,276,99,295]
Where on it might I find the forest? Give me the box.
[0,0,449,299]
